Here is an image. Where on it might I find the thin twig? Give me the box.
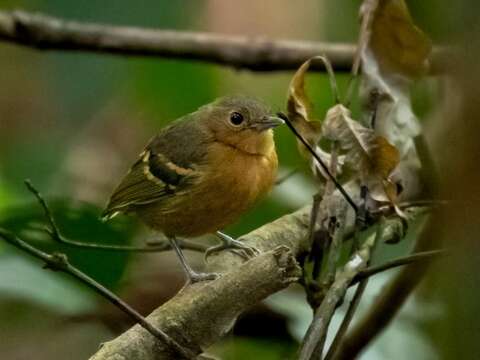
[344,0,379,105]
[352,249,446,285]
[325,141,339,195]
[320,142,343,287]
[370,201,445,218]
[326,279,369,360]
[278,113,358,213]
[305,142,340,304]
[350,186,368,254]
[24,180,207,253]
[307,193,323,248]
[324,216,344,290]
[325,222,383,360]
[316,142,342,296]
[334,218,438,360]
[298,229,376,360]
[398,199,449,209]
[0,228,195,359]
[304,143,347,310]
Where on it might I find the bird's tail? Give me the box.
[100,207,120,222]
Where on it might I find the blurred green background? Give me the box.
[0,1,467,359]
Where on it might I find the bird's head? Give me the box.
[200,96,284,155]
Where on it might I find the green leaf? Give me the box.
[0,199,137,289]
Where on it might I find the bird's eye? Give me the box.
[229,112,244,126]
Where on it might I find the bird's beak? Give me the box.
[256,115,285,131]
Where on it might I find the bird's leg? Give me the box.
[168,237,218,284]
[204,231,261,261]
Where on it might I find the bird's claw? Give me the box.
[187,271,219,284]
[205,236,261,261]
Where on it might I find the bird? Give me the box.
[101,96,284,283]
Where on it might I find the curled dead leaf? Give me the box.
[368,0,432,78]
[357,0,432,202]
[286,56,343,180]
[286,57,322,157]
[322,104,399,180]
[322,103,404,216]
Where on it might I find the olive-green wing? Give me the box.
[101,115,209,220]
[101,149,196,220]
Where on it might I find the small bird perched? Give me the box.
[102,96,283,283]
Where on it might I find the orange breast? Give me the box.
[137,141,278,237]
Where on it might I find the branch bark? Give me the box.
[89,206,310,360]
[0,10,449,73]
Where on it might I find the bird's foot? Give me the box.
[205,232,261,261]
[168,237,219,284]
[186,270,219,284]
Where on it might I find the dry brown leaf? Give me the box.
[287,57,322,157]
[368,177,406,218]
[370,136,401,179]
[357,0,431,200]
[358,0,425,158]
[369,0,432,78]
[322,103,403,213]
[286,56,344,180]
[322,104,400,181]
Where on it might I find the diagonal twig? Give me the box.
[325,279,369,360]
[24,180,207,253]
[324,221,383,360]
[278,113,358,213]
[0,228,195,359]
[334,218,438,360]
[298,226,377,360]
[351,248,446,285]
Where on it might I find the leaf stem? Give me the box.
[311,55,340,104]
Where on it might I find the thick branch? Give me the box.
[89,206,310,360]
[0,10,449,73]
